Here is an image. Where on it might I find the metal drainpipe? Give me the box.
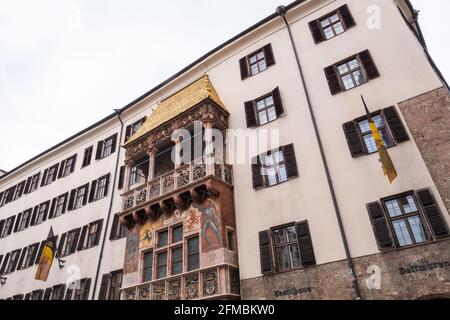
[276,6,362,300]
[91,109,125,300]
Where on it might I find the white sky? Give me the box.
[0,0,449,171]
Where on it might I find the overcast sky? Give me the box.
[0,0,448,171]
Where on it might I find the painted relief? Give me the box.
[185,207,201,232]
[153,282,166,300]
[185,275,199,300]
[200,199,223,252]
[124,224,140,274]
[202,270,218,296]
[137,286,150,300]
[168,279,181,300]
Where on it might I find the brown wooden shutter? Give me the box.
[416,188,449,238]
[358,50,379,80]
[70,229,82,254]
[7,216,15,235]
[62,193,68,214]
[239,57,249,80]
[43,288,53,300]
[57,233,67,256]
[110,214,119,240]
[13,213,22,233]
[263,44,275,67]
[272,87,284,117]
[382,106,409,143]
[70,154,77,173]
[110,133,118,154]
[35,240,46,264]
[94,220,104,246]
[77,226,88,251]
[343,121,365,157]
[295,221,316,266]
[125,125,132,143]
[258,230,274,274]
[0,253,10,274]
[82,184,89,206]
[58,160,65,178]
[283,144,298,179]
[308,20,324,44]
[30,206,39,226]
[65,287,73,300]
[24,178,31,194]
[29,244,39,267]
[0,219,4,235]
[338,5,355,29]
[17,248,27,270]
[98,274,109,300]
[41,169,49,187]
[83,278,92,300]
[89,180,97,203]
[42,201,50,222]
[118,166,125,190]
[367,201,395,250]
[0,255,3,269]
[68,189,76,211]
[49,198,57,219]
[251,156,264,189]
[244,101,257,128]
[324,65,343,95]
[95,140,104,160]
[104,174,110,197]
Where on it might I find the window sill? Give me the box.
[254,175,298,191]
[379,237,449,254]
[243,66,271,81]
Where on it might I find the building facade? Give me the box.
[1,0,450,300]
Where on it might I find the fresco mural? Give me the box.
[124,223,140,274]
[199,199,223,252]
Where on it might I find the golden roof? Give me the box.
[126,75,227,145]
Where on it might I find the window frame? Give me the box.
[271,223,302,273]
[355,112,395,155]
[261,148,288,188]
[142,250,154,283]
[74,186,87,209]
[317,10,347,40]
[82,146,93,168]
[108,270,123,300]
[29,173,40,193]
[335,55,367,91]
[102,137,114,158]
[246,48,268,77]
[186,235,200,272]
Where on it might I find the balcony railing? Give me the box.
[122,162,233,211]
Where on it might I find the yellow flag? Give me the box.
[370,121,397,184]
[35,233,56,281]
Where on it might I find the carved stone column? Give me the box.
[174,136,182,169]
[204,121,214,175]
[147,146,157,182]
[124,159,134,192]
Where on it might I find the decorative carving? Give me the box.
[153,282,166,300]
[124,288,136,300]
[224,165,233,185]
[162,174,175,194]
[168,280,181,300]
[136,187,147,205]
[137,286,150,300]
[149,179,161,200]
[176,166,190,188]
[185,275,199,300]
[203,270,218,296]
[193,164,206,181]
[230,269,240,295]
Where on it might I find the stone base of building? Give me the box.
[240,239,450,300]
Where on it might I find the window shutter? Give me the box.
[89,180,97,203]
[308,20,324,44]
[366,201,395,250]
[283,144,298,179]
[0,253,10,274]
[324,66,343,95]
[94,220,104,246]
[30,206,39,226]
[7,216,15,235]
[57,233,67,256]
[104,174,110,197]
[34,290,44,300]
[70,229,82,254]
[95,140,104,160]
[43,288,53,300]
[0,219,4,236]
[358,50,379,80]
[259,230,274,274]
[17,248,27,270]
[295,221,316,266]
[77,226,88,251]
[338,5,355,29]
[0,255,3,268]
[24,293,31,300]
[244,101,257,128]
[98,274,109,300]
[251,156,264,189]
[29,244,39,267]
[35,240,46,264]
[118,166,125,190]
[70,154,77,173]
[49,198,57,219]
[58,161,65,179]
[382,106,409,143]
[263,44,275,67]
[14,213,22,233]
[42,201,50,222]
[82,184,89,206]
[83,278,92,300]
[272,87,284,117]
[416,188,449,238]
[24,178,31,194]
[62,193,68,214]
[110,214,119,240]
[11,250,21,272]
[125,125,132,143]
[41,169,49,187]
[65,287,74,300]
[68,189,76,211]
[110,133,118,154]
[343,121,365,157]
[239,57,249,80]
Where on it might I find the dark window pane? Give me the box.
[172,225,183,244]
[157,230,168,248]
[157,252,167,279]
[171,247,183,275]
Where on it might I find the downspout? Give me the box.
[91,109,125,300]
[276,6,362,300]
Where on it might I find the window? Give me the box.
[90,174,110,202]
[156,251,168,279]
[60,228,81,257]
[273,225,302,272]
[82,146,93,168]
[72,184,89,210]
[74,278,91,300]
[12,181,26,201]
[252,144,298,190]
[28,173,40,193]
[187,236,199,271]
[157,230,169,248]
[172,225,183,243]
[259,221,315,275]
[59,154,77,178]
[109,271,123,300]
[227,229,234,251]
[35,202,49,225]
[1,216,15,238]
[125,117,146,142]
[109,213,128,240]
[308,5,355,43]
[96,134,118,160]
[42,164,59,186]
[367,188,449,251]
[239,44,275,80]
[18,243,39,270]
[0,187,15,206]
[4,249,21,274]
[53,193,68,218]
[31,290,43,300]
[79,220,103,250]
[171,247,183,275]
[324,50,379,95]
[51,284,66,300]
[142,251,153,282]
[18,209,32,231]
[244,87,284,128]
[343,106,409,158]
